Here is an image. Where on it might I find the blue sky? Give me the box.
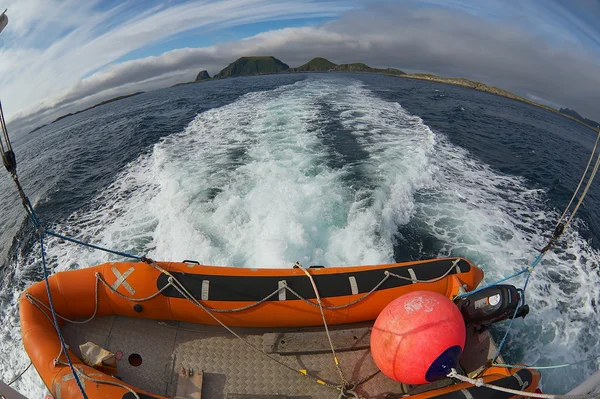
[1,0,600,131]
[113,16,337,65]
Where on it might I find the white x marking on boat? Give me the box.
[111,267,136,295]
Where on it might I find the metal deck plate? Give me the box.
[64,316,404,399]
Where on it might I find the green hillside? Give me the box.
[214,56,289,78]
[332,62,405,75]
[292,57,338,72]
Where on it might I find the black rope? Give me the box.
[7,361,32,386]
[0,99,89,398]
[0,99,16,173]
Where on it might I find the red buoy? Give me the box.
[370,291,466,384]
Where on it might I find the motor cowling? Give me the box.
[0,10,7,34]
[455,284,529,326]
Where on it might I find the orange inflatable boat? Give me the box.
[20,257,540,399]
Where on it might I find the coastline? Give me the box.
[44,64,599,134]
[398,73,599,132]
[177,69,599,133]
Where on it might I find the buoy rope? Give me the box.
[295,261,349,388]
[447,369,600,399]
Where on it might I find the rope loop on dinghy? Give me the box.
[295,261,350,387]
[447,369,600,399]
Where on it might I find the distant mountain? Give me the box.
[171,56,596,132]
[28,124,47,134]
[287,58,405,76]
[291,57,338,72]
[559,108,599,128]
[195,70,211,81]
[331,62,405,76]
[214,56,289,78]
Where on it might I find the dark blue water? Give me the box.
[1,73,598,396]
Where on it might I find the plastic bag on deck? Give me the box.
[79,341,117,376]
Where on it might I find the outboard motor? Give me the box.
[455,285,529,327]
[0,10,7,34]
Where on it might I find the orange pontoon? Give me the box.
[20,257,540,399]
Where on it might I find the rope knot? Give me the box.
[141,256,154,264]
[338,385,359,399]
[474,378,484,387]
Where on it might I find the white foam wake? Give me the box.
[412,134,600,392]
[3,77,599,396]
[41,78,439,269]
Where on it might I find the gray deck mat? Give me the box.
[63,316,405,399]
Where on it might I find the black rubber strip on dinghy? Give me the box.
[156,259,471,302]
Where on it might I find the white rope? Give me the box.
[447,369,600,399]
[564,144,600,229]
[97,272,171,302]
[558,130,600,224]
[26,276,100,324]
[55,363,140,399]
[162,274,341,391]
[295,262,348,387]
[387,258,461,283]
[24,259,464,399]
[285,259,461,311]
[27,297,139,399]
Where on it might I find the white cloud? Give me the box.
[3,0,600,134]
[0,0,350,125]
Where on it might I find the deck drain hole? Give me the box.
[353,336,358,340]
[280,340,285,344]
[128,353,143,367]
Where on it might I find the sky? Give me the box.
[1,0,599,134]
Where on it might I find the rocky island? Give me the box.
[559,108,599,128]
[179,55,596,131]
[44,56,598,132]
[51,92,144,124]
[195,70,211,81]
[214,56,289,78]
[288,57,405,76]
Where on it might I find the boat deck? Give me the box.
[62,316,497,399]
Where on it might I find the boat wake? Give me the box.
[1,77,599,396]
